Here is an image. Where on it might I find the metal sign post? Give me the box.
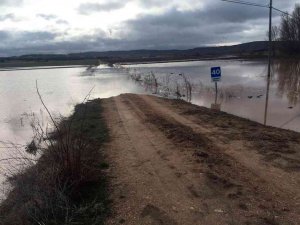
[215,81,218,105]
[211,67,221,110]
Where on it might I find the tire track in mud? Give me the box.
[104,96,219,225]
[104,94,300,225]
[122,94,300,224]
[139,95,300,201]
[138,95,300,193]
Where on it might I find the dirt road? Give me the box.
[102,94,300,225]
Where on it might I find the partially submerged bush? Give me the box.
[0,99,110,225]
[127,69,193,102]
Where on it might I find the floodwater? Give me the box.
[0,59,299,200]
[0,65,143,200]
[126,60,300,132]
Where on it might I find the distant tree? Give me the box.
[267,25,280,56]
[271,26,280,41]
[279,4,300,53]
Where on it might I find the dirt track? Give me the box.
[102,94,300,225]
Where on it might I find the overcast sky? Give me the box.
[0,0,298,56]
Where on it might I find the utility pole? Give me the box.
[263,0,273,126]
[222,0,277,126]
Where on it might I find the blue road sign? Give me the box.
[211,67,221,82]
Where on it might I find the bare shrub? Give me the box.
[180,73,192,102]
[119,66,193,102]
[144,71,158,94]
[0,84,109,225]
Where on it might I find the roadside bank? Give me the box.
[0,99,110,225]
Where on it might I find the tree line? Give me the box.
[273,4,300,54]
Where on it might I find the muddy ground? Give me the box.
[102,94,300,225]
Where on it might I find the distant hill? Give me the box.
[0,41,270,67]
[69,41,269,62]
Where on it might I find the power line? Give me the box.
[221,0,269,8]
[272,6,291,16]
[221,0,292,16]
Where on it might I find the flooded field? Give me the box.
[0,59,299,200]
[125,59,300,132]
[0,66,143,199]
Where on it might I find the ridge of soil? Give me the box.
[102,94,300,225]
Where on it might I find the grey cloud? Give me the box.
[117,0,299,49]
[0,30,113,56]
[37,14,57,20]
[0,39,133,56]
[202,1,267,23]
[0,13,18,21]
[0,31,58,51]
[120,5,266,49]
[36,14,69,25]
[56,19,69,25]
[0,37,111,56]
[137,0,167,8]
[0,30,10,40]
[20,31,58,42]
[78,1,126,15]
[272,0,299,12]
[0,0,22,6]
[0,23,250,57]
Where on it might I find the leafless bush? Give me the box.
[160,74,172,97]
[180,73,192,102]
[164,73,193,102]
[131,73,142,82]
[144,72,158,94]
[128,68,143,83]
[119,66,193,102]
[0,83,107,225]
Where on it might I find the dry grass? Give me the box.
[0,99,110,225]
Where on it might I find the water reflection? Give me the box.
[126,60,300,132]
[276,60,300,106]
